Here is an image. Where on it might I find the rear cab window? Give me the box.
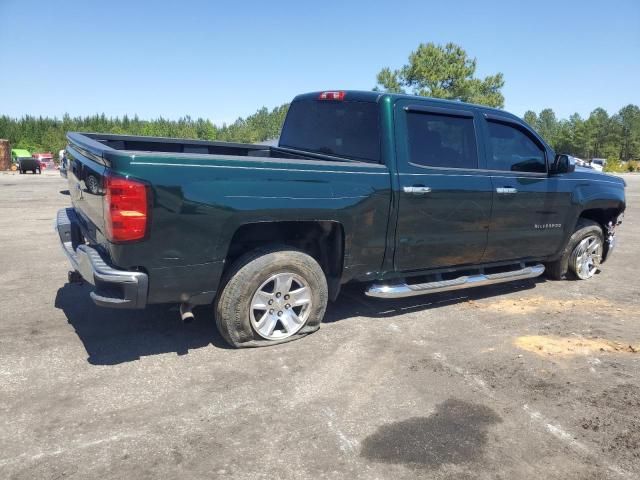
[406,110,478,169]
[279,99,381,163]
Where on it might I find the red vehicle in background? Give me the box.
[32,152,55,170]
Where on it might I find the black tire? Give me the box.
[545,219,603,280]
[215,247,328,348]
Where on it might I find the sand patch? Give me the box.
[467,296,628,316]
[515,335,639,357]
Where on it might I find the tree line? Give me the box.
[0,104,289,158]
[2,102,638,172]
[1,42,638,172]
[523,106,640,171]
[374,42,640,171]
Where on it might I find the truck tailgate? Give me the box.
[65,142,108,243]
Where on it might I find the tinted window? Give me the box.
[487,121,546,173]
[406,112,478,169]
[279,100,380,163]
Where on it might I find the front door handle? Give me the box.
[496,187,518,194]
[403,185,432,195]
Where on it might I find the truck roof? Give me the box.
[292,90,513,118]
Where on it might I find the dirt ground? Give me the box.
[0,172,638,479]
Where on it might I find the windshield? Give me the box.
[279,100,381,163]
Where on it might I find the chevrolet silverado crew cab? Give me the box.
[56,90,626,347]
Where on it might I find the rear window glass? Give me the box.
[279,100,380,163]
[406,112,478,169]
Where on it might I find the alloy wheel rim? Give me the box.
[573,235,602,279]
[249,272,312,340]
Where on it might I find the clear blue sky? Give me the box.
[1,0,638,124]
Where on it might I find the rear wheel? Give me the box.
[215,247,328,348]
[545,219,604,280]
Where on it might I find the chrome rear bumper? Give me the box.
[56,208,148,308]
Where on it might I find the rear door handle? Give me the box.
[403,186,432,195]
[496,187,518,194]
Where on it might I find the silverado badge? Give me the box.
[534,223,562,229]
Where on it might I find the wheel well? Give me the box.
[578,208,620,232]
[224,221,345,300]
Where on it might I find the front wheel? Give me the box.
[545,219,604,280]
[215,247,328,348]
[569,233,603,280]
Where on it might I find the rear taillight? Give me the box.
[104,174,149,242]
[318,91,345,101]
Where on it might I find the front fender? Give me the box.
[562,177,626,262]
[573,179,626,215]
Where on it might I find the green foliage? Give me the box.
[525,104,640,164]
[0,104,290,158]
[1,88,638,169]
[373,41,637,163]
[523,111,538,127]
[375,67,405,94]
[607,159,639,173]
[617,105,640,162]
[604,157,626,173]
[374,42,505,108]
[536,109,559,145]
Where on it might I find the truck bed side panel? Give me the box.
[103,152,392,302]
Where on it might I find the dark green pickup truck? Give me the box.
[56,90,626,347]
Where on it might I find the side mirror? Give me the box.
[551,154,575,174]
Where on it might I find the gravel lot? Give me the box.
[1,172,638,479]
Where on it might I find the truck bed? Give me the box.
[74,132,353,163]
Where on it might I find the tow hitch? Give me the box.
[68,270,83,284]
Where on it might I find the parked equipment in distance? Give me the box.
[17,155,41,174]
[33,152,54,170]
[11,148,31,164]
[56,90,626,347]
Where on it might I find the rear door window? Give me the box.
[279,100,380,163]
[406,111,478,169]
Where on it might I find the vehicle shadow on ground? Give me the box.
[324,279,544,323]
[54,283,232,366]
[55,277,545,366]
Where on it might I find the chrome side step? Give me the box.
[365,264,545,299]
